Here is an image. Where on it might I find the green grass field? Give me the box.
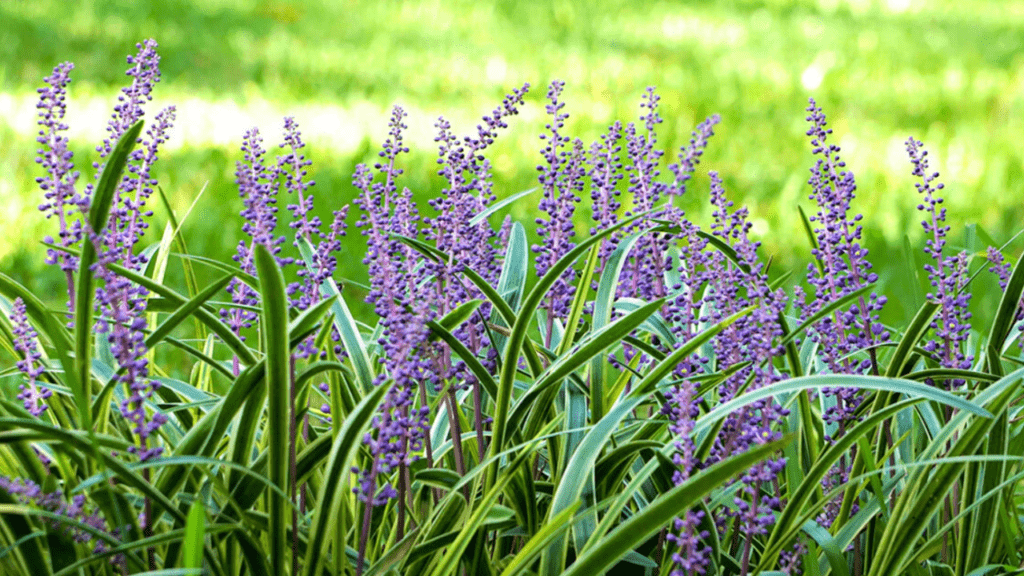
[2,0,1022,325]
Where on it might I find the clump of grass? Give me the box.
[1,39,1023,576]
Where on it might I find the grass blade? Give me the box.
[254,244,290,576]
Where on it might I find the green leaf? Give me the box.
[489,212,647,492]
[429,418,561,576]
[695,374,990,440]
[435,299,483,336]
[73,119,145,439]
[105,262,256,366]
[868,368,1023,575]
[542,305,752,574]
[757,398,918,571]
[885,299,940,377]
[490,222,528,354]
[562,439,788,576]
[591,228,650,422]
[301,382,389,576]
[469,188,539,225]
[510,298,667,439]
[254,244,290,576]
[182,501,205,572]
[499,503,581,576]
[145,273,233,349]
[298,236,376,393]
[556,243,601,356]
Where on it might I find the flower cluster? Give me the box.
[88,39,174,462]
[986,246,1024,348]
[36,62,86,319]
[534,80,584,327]
[665,382,711,575]
[223,127,283,347]
[9,298,51,417]
[791,100,887,533]
[0,476,119,560]
[353,107,435,504]
[797,99,888,380]
[907,137,973,385]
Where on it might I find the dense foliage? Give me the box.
[2,39,1023,576]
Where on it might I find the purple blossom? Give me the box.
[222,127,284,343]
[665,382,710,575]
[700,174,789,545]
[424,89,528,385]
[667,114,721,197]
[986,247,1024,348]
[533,80,583,326]
[800,99,888,381]
[9,298,51,417]
[617,89,673,306]
[587,120,624,253]
[0,476,120,561]
[907,137,973,384]
[352,109,435,505]
[36,62,85,300]
[97,39,161,160]
[90,40,173,462]
[428,85,529,293]
[796,100,888,531]
[280,117,319,244]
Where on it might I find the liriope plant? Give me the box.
[0,38,1022,576]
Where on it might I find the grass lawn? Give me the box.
[1,0,1022,326]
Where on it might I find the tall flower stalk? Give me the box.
[91,39,175,465]
[907,137,973,386]
[36,62,84,321]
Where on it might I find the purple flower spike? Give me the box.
[588,121,624,234]
[36,62,84,284]
[801,99,888,380]
[10,298,51,417]
[986,247,1024,348]
[668,114,721,197]
[98,39,161,160]
[665,382,711,575]
[89,39,173,461]
[0,477,120,562]
[907,137,974,385]
[533,80,583,323]
[223,127,285,343]
[280,117,319,244]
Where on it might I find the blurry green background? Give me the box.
[1,0,1023,329]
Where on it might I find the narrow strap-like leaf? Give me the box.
[254,243,290,576]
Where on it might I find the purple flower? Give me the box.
[223,127,285,343]
[667,114,721,197]
[424,88,528,381]
[90,39,173,462]
[428,85,529,292]
[352,108,436,505]
[9,298,51,417]
[800,99,888,380]
[533,80,583,326]
[280,116,319,245]
[587,120,624,255]
[36,62,85,291]
[0,476,121,561]
[97,39,161,160]
[986,247,1024,348]
[664,382,711,575]
[907,137,973,384]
